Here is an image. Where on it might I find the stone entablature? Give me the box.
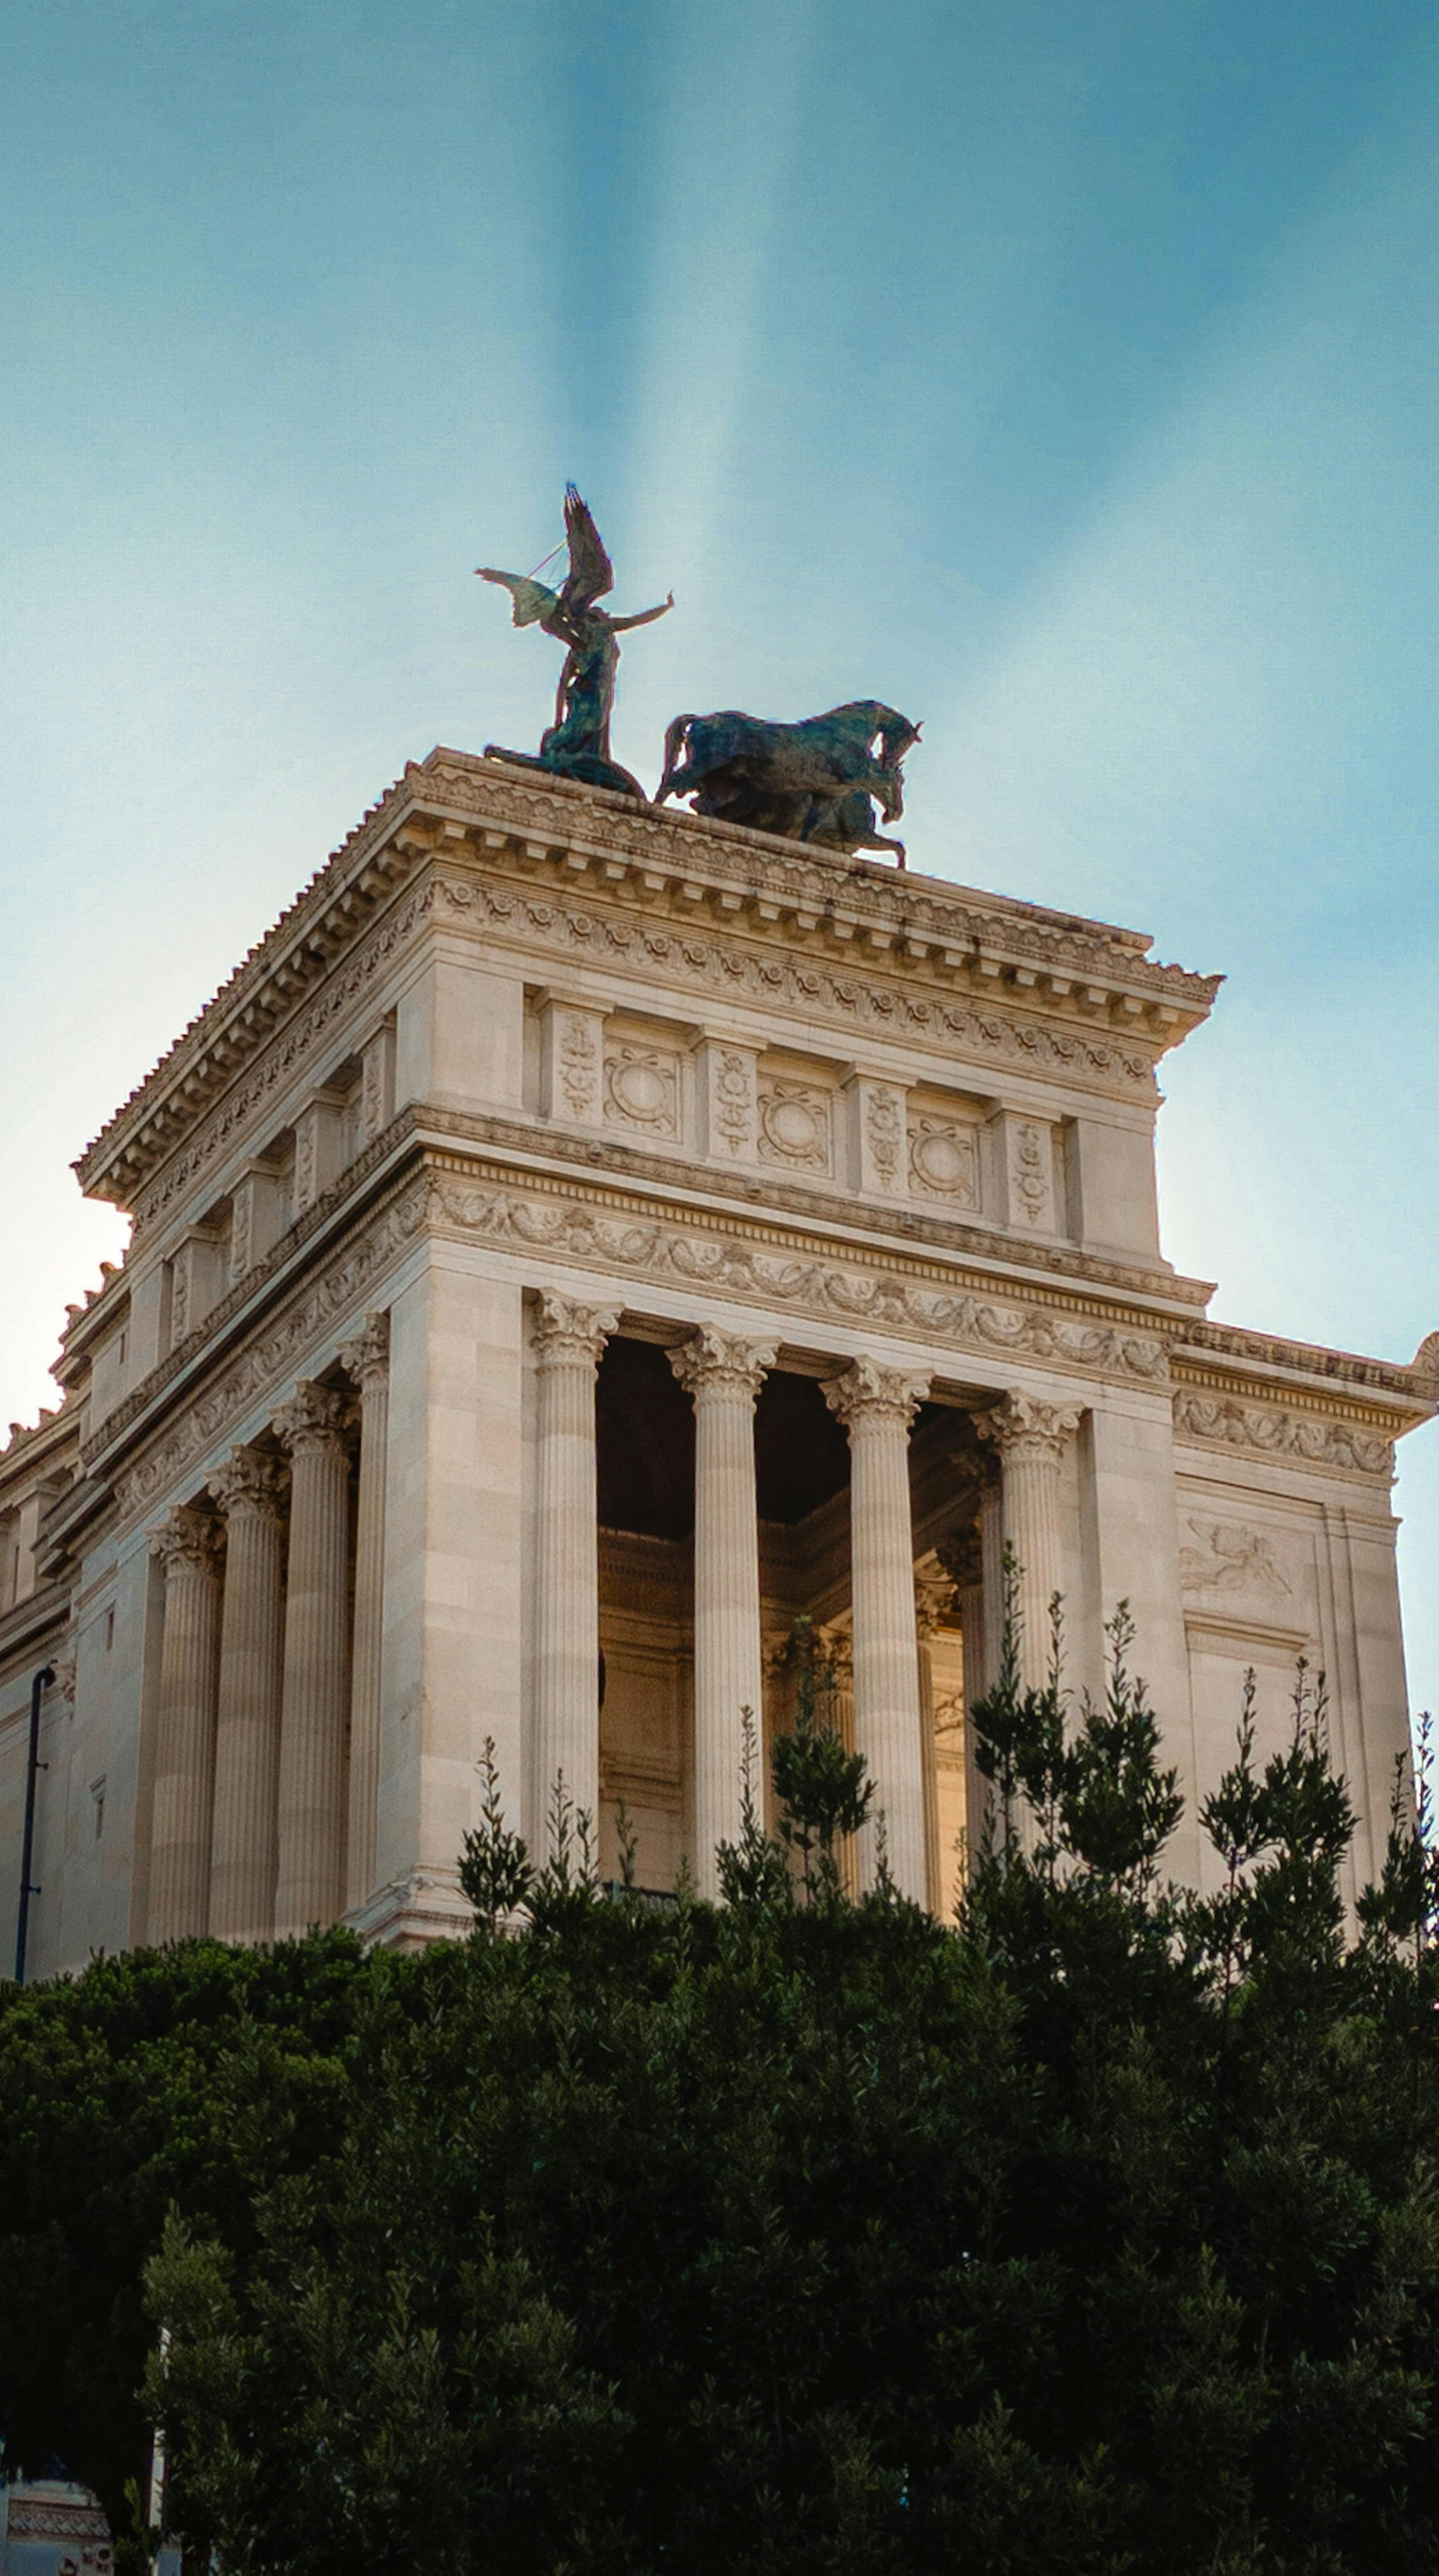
[74,749,1222,1221]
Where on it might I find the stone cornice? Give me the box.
[73,745,1222,1211]
[1179,1317,1439,1413]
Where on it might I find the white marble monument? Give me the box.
[2,748,1434,1971]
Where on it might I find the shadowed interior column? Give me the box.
[531,1293,618,1845]
[148,1502,224,1942]
[823,1358,931,1902]
[208,1447,286,1941]
[670,1327,775,1897]
[978,1393,1084,1690]
[339,1315,390,1915]
[940,1524,991,1872]
[273,1381,353,1935]
[915,1563,956,1915]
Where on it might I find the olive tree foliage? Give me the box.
[3,1595,1439,2575]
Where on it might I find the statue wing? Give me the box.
[558,484,614,614]
[477,568,563,629]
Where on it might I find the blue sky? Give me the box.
[2,0,1435,1712]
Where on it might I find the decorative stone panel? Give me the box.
[758,1076,831,1176]
[987,1109,1058,1234]
[537,991,606,1126]
[908,1113,981,1210]
[357,1020,396,1151]
[847,1072,907,1196]
[294,1092,346,1212]
[604,1040,680,1140]
[694,1037,759,1160]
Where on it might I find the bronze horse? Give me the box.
[654,700,920,864]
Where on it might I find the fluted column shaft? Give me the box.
[670,1327,775,1898]
[941,1523,990,1870]
[149,1504,224,1942]
[339,1316,391,1913]
[824,1359,931,1902]
[978,1394,1084,1690]
[208,1448,287,1941]
[531,1294,618,1845]
[274,1382,353,1935]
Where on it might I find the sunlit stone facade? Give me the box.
[2,747,1434,1971]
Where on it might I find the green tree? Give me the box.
[4,1610,1439,2574]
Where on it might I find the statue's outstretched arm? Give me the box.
[611,592,675,633]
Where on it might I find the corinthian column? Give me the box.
[823,1358,931,1902]
[273,1381,353,1936]
[670,1326,775,1897]
[977,1394,1084,1690]
[531,1293,618,1846]
[207,1447,287,1941]
[339,1315,391,1914]
[148,1503,224,1942]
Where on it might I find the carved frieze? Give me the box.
[1172,1388,1394,1479]
[424,1169,1172,1387]
[433,873,1157,1097]
[131,883,436,1233]
[111,1180,427,1523]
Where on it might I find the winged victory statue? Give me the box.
[478,485,673,800]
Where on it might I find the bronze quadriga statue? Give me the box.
[654,701,920,864]
[478,487,919,860]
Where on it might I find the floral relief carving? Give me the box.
[1172,1389,1394,1479]
[864,1085,903,1190]
[424,1172,1170,1386]
[758,1079,831,1174]
[908,1116,979,1208]
[1011,1120,1053,1228]
[604,1044,679,1137]
[710,1049,757,1156]
[558,1010,602,1121]
[432,874,1156,1098]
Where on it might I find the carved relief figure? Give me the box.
[1179,1518,1294,1600]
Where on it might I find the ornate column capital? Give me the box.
[822,1356,931,1433]
[210,1445,287,1526]
[272,1380,351,1460]
[532,1291,620,1369]
[338,1311,390,1393]
[975,1392,1084,1464]
[914,1559,958,1638]
[150,1500,223,1578]
[668,1324,776,1404]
